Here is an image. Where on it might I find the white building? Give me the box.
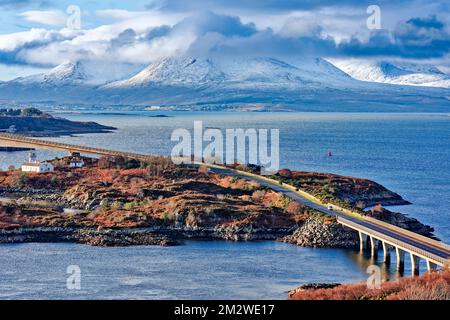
[21,162,54,173]
[21,152,54,173]
[69,159,85,168]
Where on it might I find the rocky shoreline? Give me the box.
[0,156,437,248]
[0,227,176,246]
[0,225,294,247]
[0,204,431,249]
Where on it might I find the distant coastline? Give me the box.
[0,108,116,137]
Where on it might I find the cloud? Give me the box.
[0,28,67,52]
[339,15,450,58]
[278,16,323,38]
[18,10,67,26]
[406,15,444,29]
[0,7,449,70]
[174,11,257,37]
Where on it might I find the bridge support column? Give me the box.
[358,231,368,252]
[426,260,438,272]
[382,241,391,263]
[370,236,378,258]
[410,253,420,276]
[395,247,405,272]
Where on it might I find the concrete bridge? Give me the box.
[0,133,157,162]
[338,216,449,275]
[1,132,449,275]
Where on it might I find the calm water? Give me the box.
[0,111,449,299]
[0,241,415,300]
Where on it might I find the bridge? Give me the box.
[1,132,449,275]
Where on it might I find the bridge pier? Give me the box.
[426,260,438,272]
[395,247,405,272]
[410,253,420,276]
[370,236,378,258]
[382,241,391,263]
[358,231,368,252]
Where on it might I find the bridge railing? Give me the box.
[363,216,450,252]
[0,133,157,160]
[337,216,448,266]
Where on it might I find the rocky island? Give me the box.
[0,155,434,247]
[0,108,116,137]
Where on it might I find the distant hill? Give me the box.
[0,108,116,137]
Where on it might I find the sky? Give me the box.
[0,0,449,80]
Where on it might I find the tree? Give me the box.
[20,108,43,117]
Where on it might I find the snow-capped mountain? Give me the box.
[11,60,144,86]
[329,59,450,88]
[0,55,448,111]
[104,57,226,88]
[12,61,89,86]
[104,56,354,90]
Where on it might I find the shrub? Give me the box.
[18,172,28,187]
[124,159,141,170]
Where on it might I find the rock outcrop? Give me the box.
[282,217,359,248]
[0,227,176,246]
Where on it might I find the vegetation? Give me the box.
[269,169,408,212]
[0,108,45,117]
[289,270,450,300]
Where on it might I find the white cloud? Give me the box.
[18,10,68,27]
[278,15,322,38]
[0,6,448,70]
[0,28,63,51]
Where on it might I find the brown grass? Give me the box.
[289,269,450,300]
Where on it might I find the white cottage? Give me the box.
[69,159,85,168]
[21,162,54,173]
[21,152,54,173]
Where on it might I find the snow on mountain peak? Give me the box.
[43,61,88,84]
[11,60,145,87]
[105,56,226,88]
[12,60,89,86]
[329,58,450,88]
[103,55,357,90]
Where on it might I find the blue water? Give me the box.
[0,111,449,299]
[0,241,413,300]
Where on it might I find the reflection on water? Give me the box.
[346,248,429,279]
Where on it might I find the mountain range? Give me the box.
[0,55,448,112]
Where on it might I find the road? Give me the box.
[211,167,450,263]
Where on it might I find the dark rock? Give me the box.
[282,217,359,248]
